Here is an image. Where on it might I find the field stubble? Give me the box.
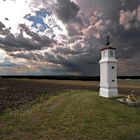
[0,78,139,113]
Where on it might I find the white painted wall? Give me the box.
[99,48,118,97]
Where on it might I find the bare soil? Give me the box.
[0,78,139,114]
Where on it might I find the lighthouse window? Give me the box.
[112,66,114,69]
[103,51,105,57]
[110,51,113,57]
[112,80,115,82]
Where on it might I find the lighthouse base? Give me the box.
[99,87,118,98]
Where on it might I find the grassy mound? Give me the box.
[0,90,140,140]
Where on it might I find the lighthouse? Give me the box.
[99,36,118,97]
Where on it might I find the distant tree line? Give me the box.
[1,75,140,81]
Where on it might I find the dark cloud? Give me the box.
[0,23,55,52]
[19,24,55,47]
[118,54,140,76]
[40,38,101,75]
[0,0,140,76]
[55,0,80,23]
[9,51,45,61]
[119,6,140,30]
[0,28,39,51]
[5,18,9,21]
[52,0,140,75]
[0,21,5,29]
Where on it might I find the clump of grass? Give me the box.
[0,90,140,140]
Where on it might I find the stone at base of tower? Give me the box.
[99,88,118,98]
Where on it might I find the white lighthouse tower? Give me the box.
[99,36,118,97]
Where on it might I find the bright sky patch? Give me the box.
[25,9,51,32]
[0,0,31,34]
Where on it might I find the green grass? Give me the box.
[0,90,140,140]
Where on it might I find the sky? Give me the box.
[0,0,140,76]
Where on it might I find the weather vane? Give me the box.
[121,0,126,6]
[106,35,110,46]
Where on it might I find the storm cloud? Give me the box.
[55,0,80,23]
[0,0,140,76]
[0,23,55,52]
